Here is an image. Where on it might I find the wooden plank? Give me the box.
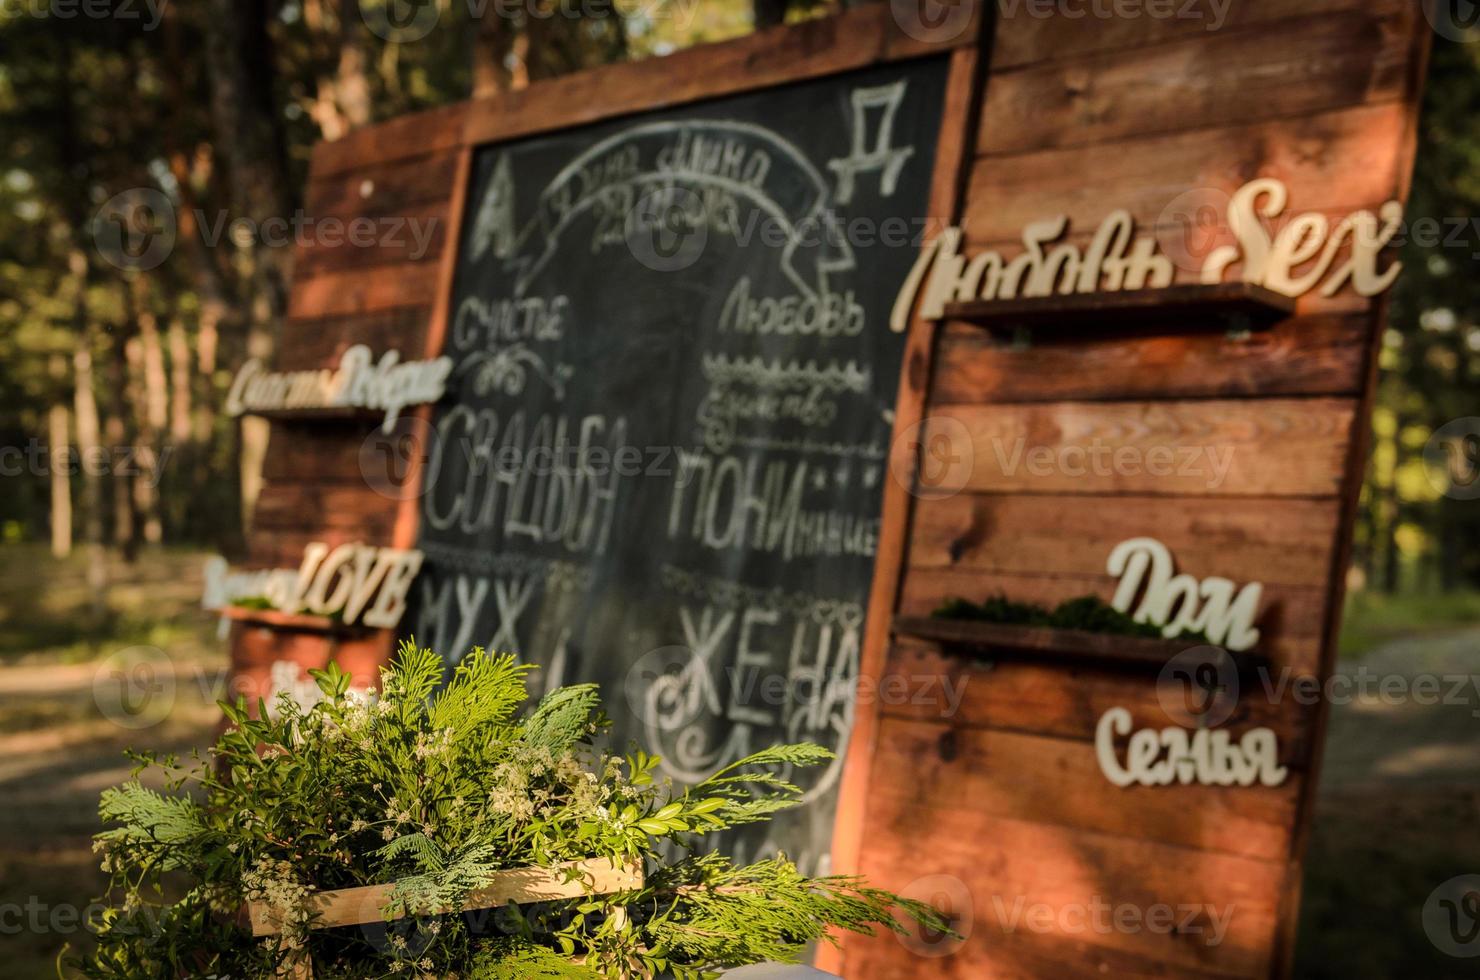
[909,494,1339,587]
[989,0,1385,71]
[964,103,1411,246]
[287,263,439,320]
[932,314,1372,404]
[898,567,1323,674]
[293,200,448,278]
[252,485,399,536]
[929,397,1356,496]
[462,3,984,147]
[855,809,1283,976]
[871,717,1298,861]
[880,638,1311,757]
[844,891,1260,979]
[977,1,1418,156]
[247,858,642,935]
[274,308,432,371]
[309,102,469,178]
[303,152,462,220]
[262,426,381,485]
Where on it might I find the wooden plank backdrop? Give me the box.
[828,3,1431,978]
[227,3,1432,978]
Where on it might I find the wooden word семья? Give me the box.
[1096,707,1288,788]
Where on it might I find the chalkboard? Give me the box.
[411,56,950,874]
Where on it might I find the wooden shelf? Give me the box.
[243,405,384,423]
[942,282,1296,337]
[893,615,1266,675]
[219,605,371,635]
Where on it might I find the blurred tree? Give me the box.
[1366,34,1480,593]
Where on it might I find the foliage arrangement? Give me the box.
[933,593,1212,643]
[73,642,946,979]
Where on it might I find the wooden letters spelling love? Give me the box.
[891,177,1403,329]
[204,543,424,629]
[225,344,453,431]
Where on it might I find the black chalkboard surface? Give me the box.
[412,56,950,874]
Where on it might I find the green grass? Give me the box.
[1338,588,1480,658]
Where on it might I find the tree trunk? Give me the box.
[203,0,294,532]
[133,277,168,544]
[336,0,373,129]
[472,7,513,98]
[48,354,73,559]
[108,300,141,562]
[71,251,109,623]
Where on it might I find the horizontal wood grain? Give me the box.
[309,103,469,178]
[287,263,439,320]
[908,493,1339,587]
[261,426,386,485]
[856,807,1283,976]
[845,920,1259,980]
[977,1,1416,156]
[304,152,462,221]
[273,307,433,371]
[293,200,449,278]
[926,397,1356,496]
[989,0,1393,71]
[252,484,399,536]
[932,314,1373,404]
[462,3,981,147]
[880,638,1311,755]
[963,102,1412,247]
[871,716,1298,861]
